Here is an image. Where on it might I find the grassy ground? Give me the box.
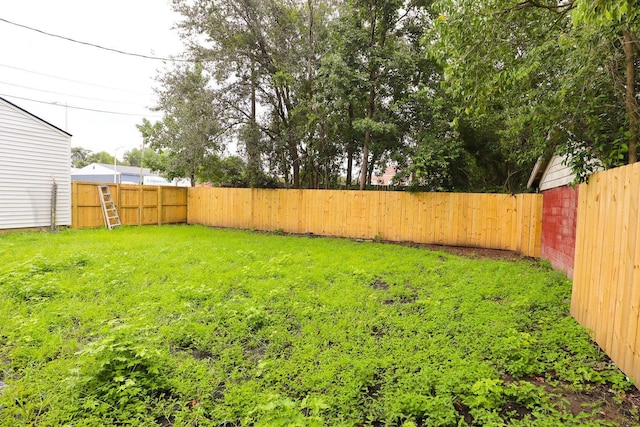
[0,225,637,426]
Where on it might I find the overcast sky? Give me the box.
[1,0,185,160]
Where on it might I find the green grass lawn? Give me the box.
[0,225,636,426]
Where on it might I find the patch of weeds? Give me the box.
[6,278,62,302]
[0,226,636,426]
[1,255,90,302]
[244,395,328,426]
[72,325,169,424]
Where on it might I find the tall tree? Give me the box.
[139,64,223,186]
[432,0,636,181]
[87,151,117,165]
[327,0,428,189]
[573,0,640,164]
[174,0,309,187]
[164,0,571,192]
[122,148,162,168]
[71,147,92,168]
[346,0,401,190]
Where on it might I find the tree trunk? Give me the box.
[367,151,378,186]
[359,75,377,190]
[346,148,354,188]
[359,7,389,189]
[346,103,355,188]
[247,61,260,186]
[281,148,290,186]
[289,137,300,188]
[307,0,314,98]
[624,28,638,164]
[307,0,321,190]
[359,10,378,191]
[359,132,370,190]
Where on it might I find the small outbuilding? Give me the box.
[0,96,72,231]
[71,163,168,185]
[72,163,190,186]
[528,155,578,278]
[71,163,120,184]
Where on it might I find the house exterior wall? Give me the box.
[372,166,397,186]
[121,173,142,184]
[541,185,579,278]
[0,99,71,229]
[71,175,119,184]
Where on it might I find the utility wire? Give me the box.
[0,63,149,94]
[0,80,150,106]
[1,93,163,118]
[0,17,189,63]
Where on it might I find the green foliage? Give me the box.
[197,155,281,188]
[573,0,640,26]
[431,0,639,183]
[71,146,92,168]
[245,395,327,426]
[87,150,116,166]
[0,227,633,426]
[156,0,561,191]
[139,63,224,186]
[73,325,168,423]
[122,147,162,169]
[352,118,398,136]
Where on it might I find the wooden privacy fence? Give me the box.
[188,188,543,257]
[572,162,640,385]
[71,182,188,228]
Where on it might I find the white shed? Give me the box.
[71,163,120,183]
[527,154,576,191]
[0,97,72,230]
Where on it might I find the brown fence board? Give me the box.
[185,188,542,257]
[621,166,640,374]
[606,170,625,355]
[571,181,587,330]
[572,162,640,386]
[72,182,187,228]
[74,185,541,256]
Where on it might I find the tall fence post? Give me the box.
[137,186,141,226]
[71,181,78,229]
[158,186,163,226]
[116,184,121,216]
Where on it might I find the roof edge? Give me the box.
[527,157,548,189]
[0,96,72,137]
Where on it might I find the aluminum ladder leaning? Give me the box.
[97,185,121,230]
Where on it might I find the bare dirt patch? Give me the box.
[370,278,390,290]
[259,228,530,262]
[385,241,529,261]
[567,385,640,426]
[500,373,640,426]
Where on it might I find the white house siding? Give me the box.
[539,155,575,191]
[0,99,71,229]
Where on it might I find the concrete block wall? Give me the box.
[540,186,579,278]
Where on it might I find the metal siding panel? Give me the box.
[71,175,118,183]
[0,99,71,229]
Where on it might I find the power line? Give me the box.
[0,80,150,106]
[0,17,190,63]
[0,93,163,118]
[0,63,149,94]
